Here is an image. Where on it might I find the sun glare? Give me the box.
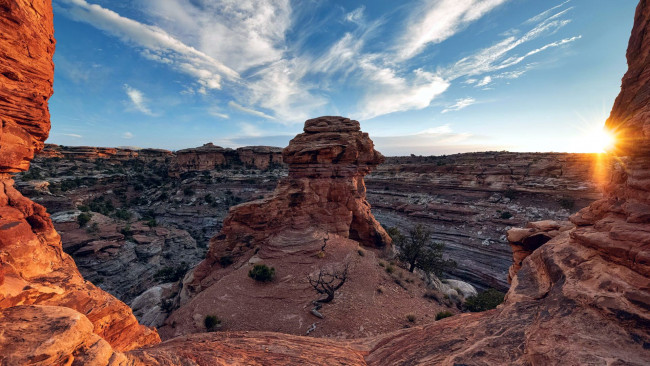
[574,127,616,153]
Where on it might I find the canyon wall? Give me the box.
[0,0,159,357]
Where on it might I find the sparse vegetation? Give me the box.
[248,264,276,282]
[219,255,233,267]
[558,197,575,210]
[357,249,365,256]
[154,262,189,283]
[406,313,417,323]
[435,311,454,320]
[504,188,517,200]
[77,212,92,227]
[308,262,350,303]
[389,224,456,277]
[204,315,221,332]
[464,288,505,312]
[499,211,513,219]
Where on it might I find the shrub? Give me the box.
[77,212,92,227]
[183,187,195,196]
[248,264,275,282]
[219,255,233,267]
[499,211,513,219]
[86,222,100,234]
[385,264,395,274]
[204,315,221,332]
[78,205,90,212]
[436,311,454,320]
[357,249,365,257]
[503,188,517,199]
[154,262,189,283]
[464,288,506,312]
[391,225,456,276]
[114,209,132,221]
[406,314,417,323]
[558,197,575,210]
[146,219,157,227]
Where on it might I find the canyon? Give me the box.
[0,0,648,364]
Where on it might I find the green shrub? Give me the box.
[406,314,416,323]
[114,209,132,221]
[183,187,195,196]
[77,212,92,227]
[464,288,505,312]
[435,311,454,320]
[219,255,233,267]
[558,197,575,210]
[503,188,517,199]
[248,264,275,282]
[78,205,90,212]
[154,262,189,283]
[204,315,221,331]
[499,211,513,219]
[146,219,157,227]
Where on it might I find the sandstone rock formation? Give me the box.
[159,117,461,339]
[0,0,159,353]
[506,220,574,282]
[169,143,283,177]
[187,116,391,294]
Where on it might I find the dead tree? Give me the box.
[308,262,350,303]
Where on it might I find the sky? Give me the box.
[49,0,638,155]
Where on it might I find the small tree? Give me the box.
[308,262,349,303]
[391,224,456,276]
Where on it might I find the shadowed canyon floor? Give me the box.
[0,0,649,364]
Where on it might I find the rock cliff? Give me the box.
[0,0,159,352]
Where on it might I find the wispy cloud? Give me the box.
[54,0,238,93]
[228,101,276,120]
[62,133,83,138]
[525,0,572,25]
[124,84,155,116]
[122,131,134,139]
[345,6,365,24]
[396,0,509,60]
[442,98,477,113]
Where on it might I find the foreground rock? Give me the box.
[0,0,159,351]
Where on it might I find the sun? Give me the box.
[573,127,616,153]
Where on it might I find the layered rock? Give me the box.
[188,116,391,295]
[0,0,159,352]
[506,220,574,282]
[169,143,283,177]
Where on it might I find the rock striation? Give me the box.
[0,0,159,353]
[169,143,283,177]
[188,116,391,295]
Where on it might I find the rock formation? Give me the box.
[187,116,391,295]
[0,0,159,352]
[169,143,283,177]
[161,117,457,339]
[506,220,574,282]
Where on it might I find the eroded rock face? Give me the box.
[169,143,283,177]
[506,220,574,282]
[187,116,391,294]
[0,0,159,352]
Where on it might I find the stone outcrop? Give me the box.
[169,143,283,177]
[506,220,574,282]
[188,116,391,295]
[0,0,159,353]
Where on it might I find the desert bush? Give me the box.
[391,225,456,276]
[464,288,505,312]
[435,311,454,320]
[357,249,365,257]
[499,211,513,219]
[154,262,189,283]
[558,197,575,210]
[219,255,233,267]
[86,222,100,234]
[114,209,132,221]
[204,315,221,332]
[249,264,275,282]
[406,314,417,323]
[183,187,195,196]
[503,188,517,199]
[308,262,349,303]
[77,212,92,227]
[146,219,157,227]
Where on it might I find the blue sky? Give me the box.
[49,0,637,155]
